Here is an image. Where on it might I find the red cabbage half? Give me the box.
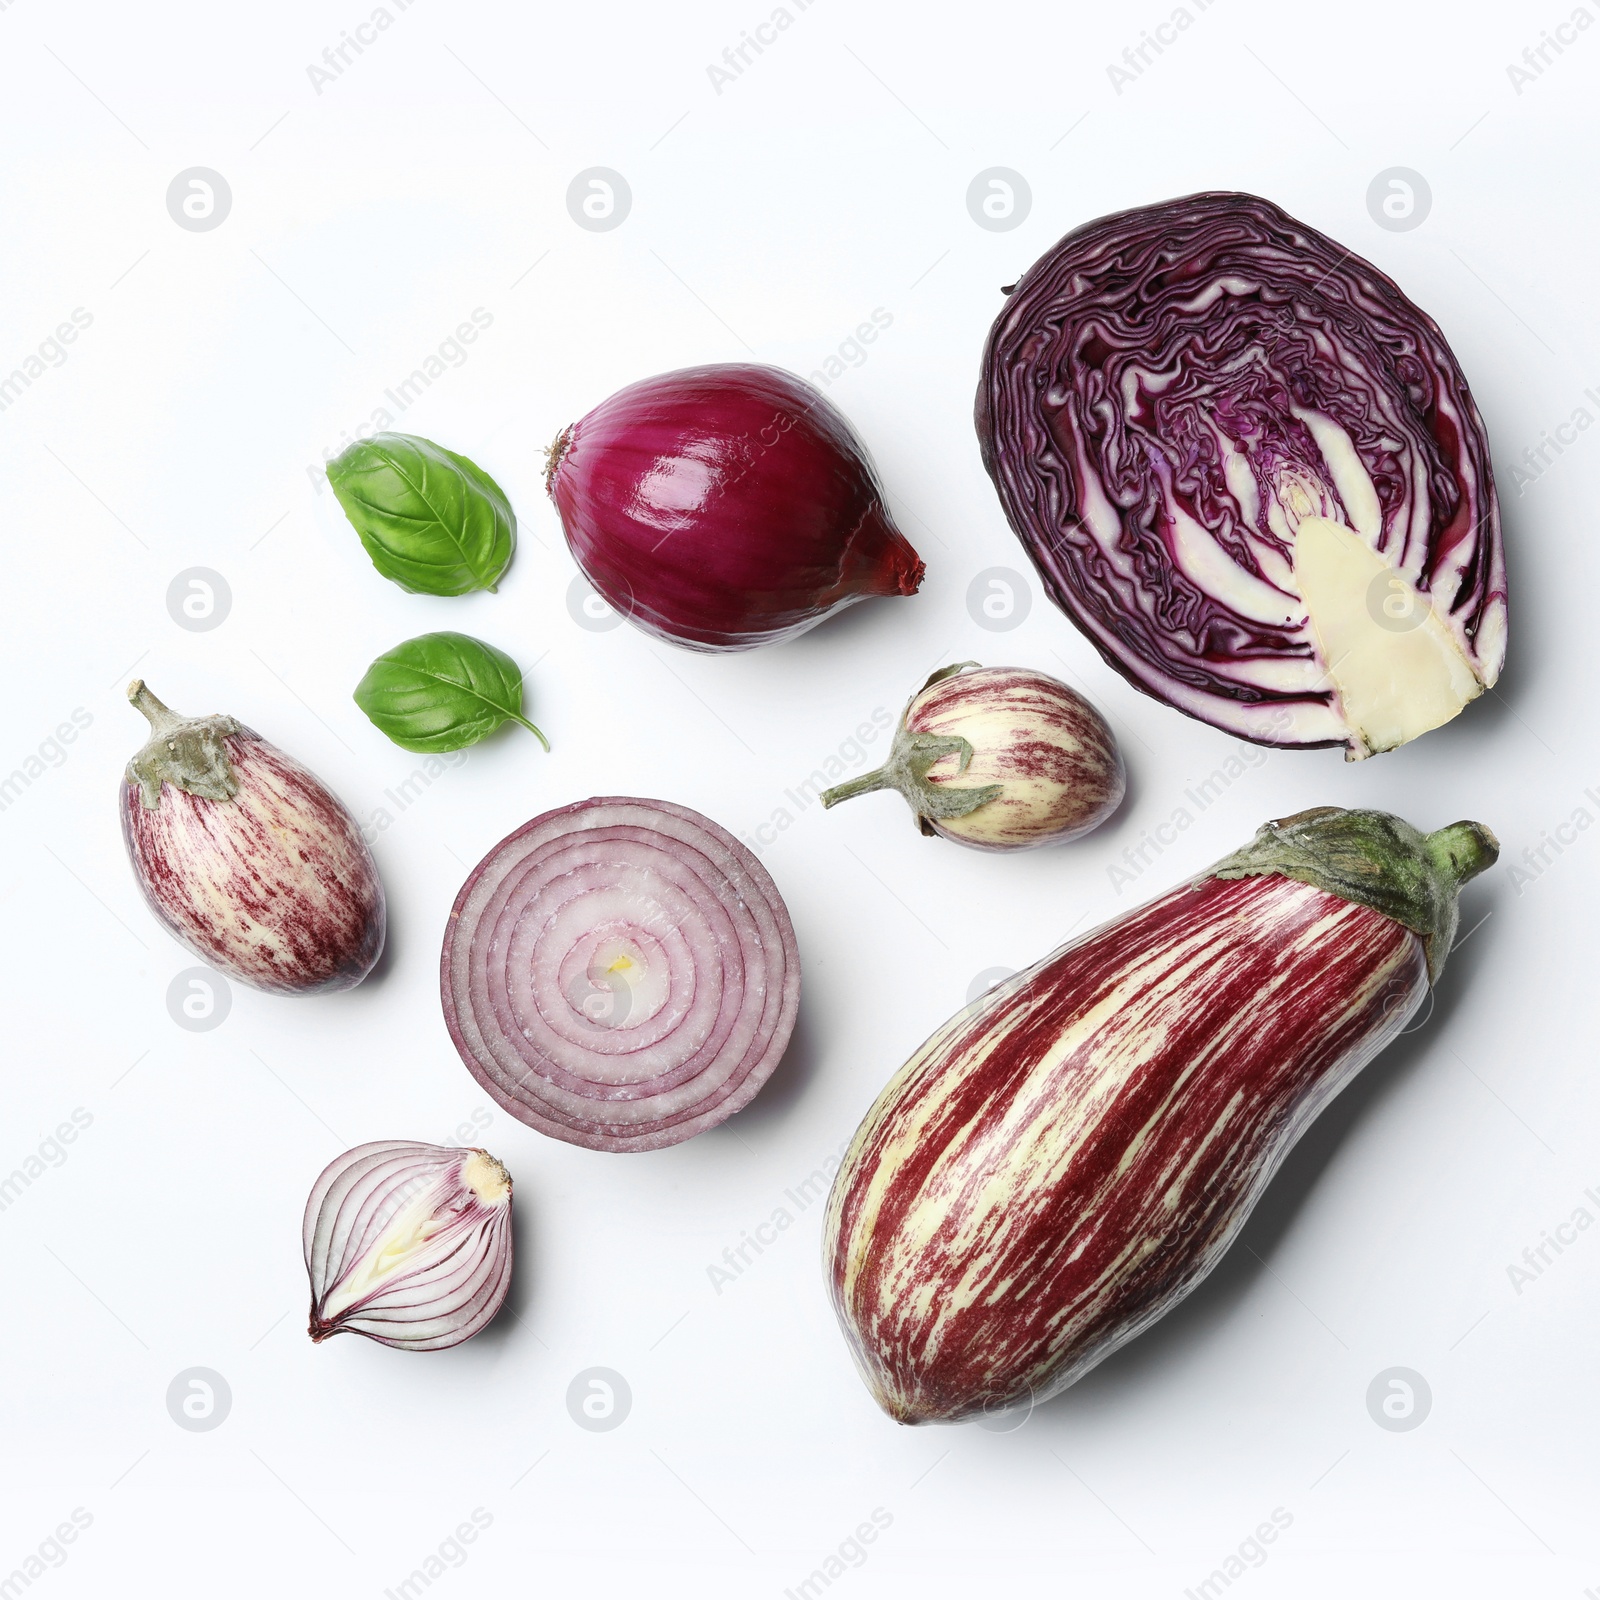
[976,191,1507,759]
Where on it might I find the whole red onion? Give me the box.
[546,364,925,651]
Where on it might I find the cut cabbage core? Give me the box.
[1292,517,1483,759]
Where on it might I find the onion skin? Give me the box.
[822,663,1124,850]
[823,808,1497,1424]
[976,191,1506,755]
[121,682,384,995]
[441,796,801,1152]
[547,364,925,651]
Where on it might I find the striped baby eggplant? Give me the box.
[823,807,1496,1424]
[121,680,385,994]
[821,663,1124,850]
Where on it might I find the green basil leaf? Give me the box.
[353,632,550,754]
[327,433,515,596]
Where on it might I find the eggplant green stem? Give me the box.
[821,662,1002,837]
[126,679,242,810]
[819,767,892,807]
[1208,806,1499,984]
[821,729,1003,833]
[1424,821,1499,888]
[129,680,184,739]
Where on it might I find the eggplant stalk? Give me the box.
[125,681,241,810]
[821,665,1002,832]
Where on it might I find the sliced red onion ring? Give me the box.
[442,797,802,1152]
[303,1141,514,1351]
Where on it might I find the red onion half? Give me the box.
[546,364,924,651]
[304,1141,513,1351]
[442,797,801,1152]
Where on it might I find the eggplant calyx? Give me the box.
[1206,805,1499,984]
[126,680,242,810]
[821,727,1003,829]
[917,660,981,694]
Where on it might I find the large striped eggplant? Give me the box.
[823,807,1496,1424]
[121,680,385,995]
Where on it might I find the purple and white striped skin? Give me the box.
[304,1141,514,1351]
[121,682,384,995]
[442,797,801,1152]
[905,665,1122,850]
[824,809,1496,1424]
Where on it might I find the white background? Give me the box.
[1,0,1596,1594]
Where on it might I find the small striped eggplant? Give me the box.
[121,680,385,995]
[823,807,1497,1424]
[821,663,1124,851]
